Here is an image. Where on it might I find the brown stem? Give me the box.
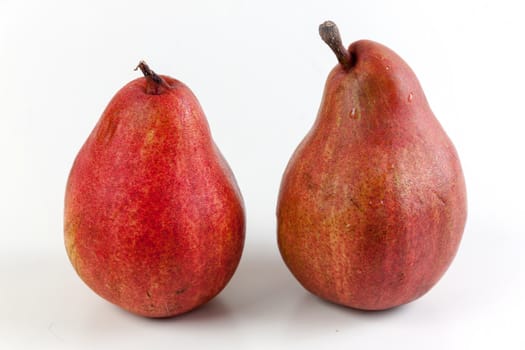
[319,21,352,69]
[135,60,172,95]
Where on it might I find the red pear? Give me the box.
[277,21,467,310]
[64,62,245,318]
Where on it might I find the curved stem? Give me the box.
[135,61,172,95]
[319,21,352,69]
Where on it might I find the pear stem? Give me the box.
[319,21,352,69]
[135,60,172,95]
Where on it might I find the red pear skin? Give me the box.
[277,22,467,310]
[64,62,245,318]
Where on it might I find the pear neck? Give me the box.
[135,61,172,95]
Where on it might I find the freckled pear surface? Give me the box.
[277,22,467,310]
[64,62,245,318]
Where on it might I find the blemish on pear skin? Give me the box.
[144,129,155,145]
[431,189,447,205]
[349,197,362,212]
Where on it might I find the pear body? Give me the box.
[65,74,245,317]
[277,40,466,310]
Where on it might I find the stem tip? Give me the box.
[319,21,352,69]
[135,60,171,95]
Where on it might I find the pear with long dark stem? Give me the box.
[277,21,467,310]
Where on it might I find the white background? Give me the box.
[1,0,524,349]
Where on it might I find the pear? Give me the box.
[277,21,467,310]
[64,62,245,318]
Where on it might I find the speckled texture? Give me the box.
[64,75,245,318]
[277,40,467,310]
